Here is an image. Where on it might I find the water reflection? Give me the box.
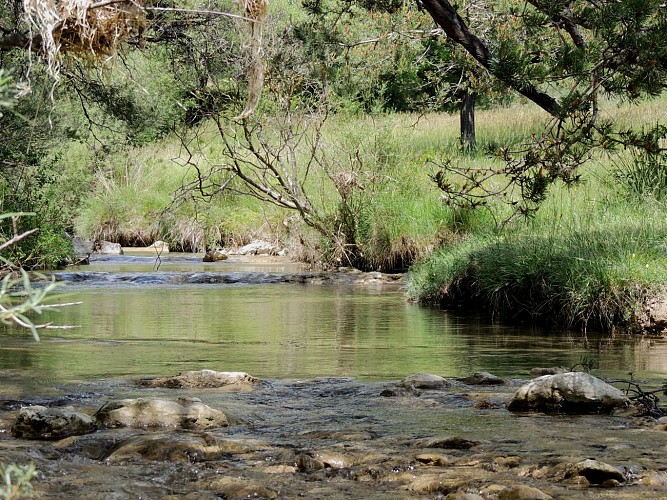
[2,270,666,383]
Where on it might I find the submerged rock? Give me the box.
[461,371,506,386]
[12,405,95,440]
[139,370,260,389]
[398,373,449,390]
[411,436,479,450]
[95,397,229,429]
[106,431,226,463]
[507,372,629,413]
[196,477,278,499]
[498,484,552,499]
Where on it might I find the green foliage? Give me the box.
[0,462,37,499]
[613,124,667,201]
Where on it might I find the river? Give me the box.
[1,253,667,498]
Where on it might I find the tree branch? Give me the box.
[418,0,560,116]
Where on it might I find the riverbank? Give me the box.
[1,371,667,498]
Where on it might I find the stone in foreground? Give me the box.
[12,405,95,440]
[139,369,260,389]
[95,397,229,429]
[507,372,629,413]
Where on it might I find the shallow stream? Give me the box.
[1,253,667,498]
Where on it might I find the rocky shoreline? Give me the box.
[1,370,667,498]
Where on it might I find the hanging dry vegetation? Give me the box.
[23,0,145,75]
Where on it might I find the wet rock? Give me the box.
[498,484,552,499]
[139,370,260,389]
[411,436,479,450]
[198,477,278,499]
[446,493,484,500]
[203,249,227,262]
[299,430,376,441]
[297,450,352,470]
[406,475,466,494]
[507,372,630,413]
[569,459,625,484]
[96,241,123,255]
[415,453,451,466]
[398,373,449,390]
[106,431,226,463]
[461,372,506,386]
[12,405,95,440]
[493,456,522,468]
[380,386,421,397]
[529,367,565,377]
[95,398,229,429]
[237,240,277,256]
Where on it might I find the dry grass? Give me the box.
[25,0,145,76]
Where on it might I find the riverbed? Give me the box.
[1,253,667,498]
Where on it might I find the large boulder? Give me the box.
[95,397,229,429]
[96,241,123,255]
[139,370,260,389]
[507,372,629,413]
[237,240,277,256]
[461,372,506,386]
[12,405,95,440]
[72,236,94,257]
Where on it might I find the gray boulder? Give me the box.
[12,405,95,440]
[237,240,277,256]
[398,373,449,390]
[461,371,506,385]
[97,241,123,255]
[139,370,260,389]
[507,372,629,413]
[95,397,229,429]
[72,236,94,257]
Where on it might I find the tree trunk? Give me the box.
[460,91,476,152]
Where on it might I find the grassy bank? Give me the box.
[406,95,667,332]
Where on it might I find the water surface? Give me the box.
[1,254,666,386]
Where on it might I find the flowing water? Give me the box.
[2,254,667,498]
[1,253,667,387]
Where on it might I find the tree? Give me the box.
[421,0,667,214]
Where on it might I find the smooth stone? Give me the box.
[97,241,123,255]
[398,373,449,390]
[12,405,95,440]
[203,249,227,262]
[415,453,451,466]
[569,458,625,484]
[198,477,278,499]
[105,431,225,463]
[498,484,552,499]
[411,436,479,450]
[139,370,260,389]
[507,372,630,413]
[95,398,229,429]
[461,372,506,385]
[237,240,277,256]
[407,475,465,494]
[72,236,94,256]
